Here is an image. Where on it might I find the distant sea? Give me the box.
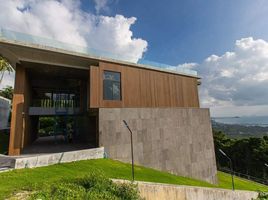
[212,116,268,127]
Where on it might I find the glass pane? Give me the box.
[103,71,120,81]
[112,82,121,100]
[103,80,113,100]
[113,72,120,81]
[103,71,121,100]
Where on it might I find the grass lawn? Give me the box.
[0,159,267,199]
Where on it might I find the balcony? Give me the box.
[29,98,81,116]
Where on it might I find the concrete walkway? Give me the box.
[15,147,104,169]
[22,136,95,155]
[0,147,104,170]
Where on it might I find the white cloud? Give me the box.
[88,15,148,62]
[176,37,268,111]
[0,0,147,63]
[93,0,109,14]
[177,62,198,69]
[0,0,147,88]
[0,0,87,46]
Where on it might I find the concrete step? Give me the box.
[0,147,104,170]
[0,154,15,168]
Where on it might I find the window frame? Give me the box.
[103,70,122,101]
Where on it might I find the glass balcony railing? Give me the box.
[0,28,198,76]
[137,59,198,76]
[32,99,79,108]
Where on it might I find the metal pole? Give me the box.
[123,120,135,182]
[219,149,235,191]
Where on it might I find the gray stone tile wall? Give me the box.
[99,108,217,184]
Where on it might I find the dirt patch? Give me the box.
[7,191,32,200]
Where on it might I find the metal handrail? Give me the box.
[219,167,268,186]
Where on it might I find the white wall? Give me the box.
[0,96,11,130]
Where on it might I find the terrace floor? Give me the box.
[22,136,94,156]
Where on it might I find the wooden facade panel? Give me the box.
[139,69,152,107]
[169,74,177,107]
[89,66,100,108]
[154,72,165,107]
[162,73,171,107]
[89,61,200,108]
[174,76,184,107]
[193,79,200,107]
[181,77,199,107]
[148,70,157,107]
[124,67,141,107]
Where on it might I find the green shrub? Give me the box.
[29,172,142,200]
[30,183,87,200]
[253,192,268,200]
[75,172,112,191]
[114,183,141,200]
[86,190,119,200]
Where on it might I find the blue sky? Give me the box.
[1,0,268,117]
[83,0,268,65]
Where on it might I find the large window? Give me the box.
[103,71,121,100]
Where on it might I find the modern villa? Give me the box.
[0,29,217,184]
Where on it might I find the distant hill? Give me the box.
[211,120,268,138]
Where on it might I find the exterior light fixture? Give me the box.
[265,163,268,168]
[219,149,235,191]
[123,120,135,182]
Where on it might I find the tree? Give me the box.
[213,129,268,181]
[0,56,14,83]
[0,86,13,100]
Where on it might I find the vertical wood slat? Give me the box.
[9,64,26,155]
[124,67,141,107]
[89,66,100,108]
[89,61,200,108]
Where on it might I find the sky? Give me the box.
[1,0,268,117]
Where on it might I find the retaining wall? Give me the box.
[0,147,104,169]
[99,108,218,184]
[114,180,258,200]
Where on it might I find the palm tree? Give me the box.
[0,56,14,83]
[0,86,13,100]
